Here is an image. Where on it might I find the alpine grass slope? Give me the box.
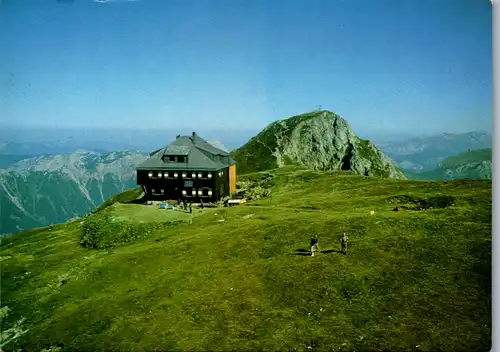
[0,166,491,351]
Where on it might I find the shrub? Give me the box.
[386,194,455,211]
[80,214,185,249]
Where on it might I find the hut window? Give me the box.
[169,156,175,162]
[161,189,164,195]
[208,190,213,196]
[148,172,153,178]
[192,189,196,196]
[198,172,203,178]
[208,173,212,179]
[157,172,162,178]
[182,172,187,178]
[192,172,196,178]
[178,156,184,163]
[198,190,203,196]
[152,188,156,193]
[164,172,169,178]
[182,190,187,195]
[174,172,178,178]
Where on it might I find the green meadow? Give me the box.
[1,167,491,351]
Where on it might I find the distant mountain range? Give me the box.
[405,148,492,181]
[0,150,148,235]
[375,132,492,172]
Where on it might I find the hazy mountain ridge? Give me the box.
[0,150,148,235]
[231,110,406,179]
[405,148,492,181]
[376,132,492,172]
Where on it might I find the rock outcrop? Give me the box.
[231,110,406,179]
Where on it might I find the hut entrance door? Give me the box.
[173,187,181,200]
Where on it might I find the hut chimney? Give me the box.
[176,134,180,140]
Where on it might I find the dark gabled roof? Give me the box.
[137,133,235,171]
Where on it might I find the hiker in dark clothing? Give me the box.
[189,202,192,214]
[200,199,204,209]
[341,232,348,255]
[310,235,319,257]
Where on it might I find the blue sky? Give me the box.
[0,0,492,138]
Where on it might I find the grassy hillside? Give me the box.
[0,167,491,351]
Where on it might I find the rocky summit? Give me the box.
[231,110,406,178]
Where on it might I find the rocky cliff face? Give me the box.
[231,110,406,178]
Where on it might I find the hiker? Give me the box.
[189,201,192,214]
[184,201,188,211]
[341,232,348,255]
[200,199,204,209]
[310,235,319,257]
